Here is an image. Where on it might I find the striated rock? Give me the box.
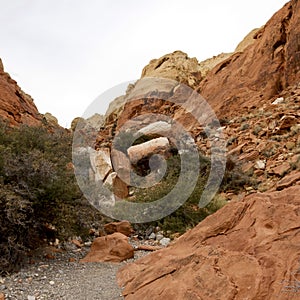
[0,59,41,126]
[104,221,134,237]
[80,232,134,263]
[276,170,300,190]
[127,137,170,165]
[199,0,300,119]
[270,161,290,176]
[137,121,171,137]
[198,52,233,77]
[118,185,300,299]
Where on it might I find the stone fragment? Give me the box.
[159,238,171,247]
[254,160,266,170]
[271,97,284,105]
[276,170,300,190]
[270,162,290,176]
[104,221,134,237]
[127,137,170,164]
[89,148,112,182]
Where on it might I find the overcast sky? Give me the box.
[0,0,288,127]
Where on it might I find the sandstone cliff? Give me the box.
[0,58,41,126]
[199,0,300,119]
[118,185,300,299]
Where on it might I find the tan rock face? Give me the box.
[0,59,41,126]
[80,232,134,263]
[235,27,261,52]
[118,185,300,299]
[141,50,203,89]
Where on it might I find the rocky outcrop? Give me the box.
[118,185,300,299]
[199,0,300,119]
[80,232,134,263]
[0,59,41,126]
[198,52,233,78]
[141,50,203,89]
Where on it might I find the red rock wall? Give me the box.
[0,58,41,126]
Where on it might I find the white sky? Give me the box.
[0,0,288,127]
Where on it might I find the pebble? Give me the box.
[159,237,171,246]
[156,233,164,241]
[148,233,156,240]
[1,240,150,300]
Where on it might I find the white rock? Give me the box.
[156,233,164,241]
[272,97,284,105]
[255,160,266,170]
[148,232,156,240]
[128,137,170,164]
[138,121,171,136]
[49,280,55,285]
[159,237,171,246]
[28,296,36,300]
[89,148,112,182]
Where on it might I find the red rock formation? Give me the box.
[199,0,300,119]
[0,58,41,126]
[118,185,300,299]
[104,221,134,237]
[80,232,134,263]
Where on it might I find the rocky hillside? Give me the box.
[114,0,300,299]
[0,58,42,126]
[199,0,300,119]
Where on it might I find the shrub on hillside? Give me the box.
[0,122,106,275]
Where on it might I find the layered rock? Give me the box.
[0,59,41,126]
[199,0,300,119]
[118,185,300,299]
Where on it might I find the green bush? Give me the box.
[0,122,107,275]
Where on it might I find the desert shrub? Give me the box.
[0,122,108,275]
[131,152,252,234]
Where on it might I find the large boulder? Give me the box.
[89,148,112,182]
[127,137,170,165]
[117,185,300,299]
[80,232,134,263]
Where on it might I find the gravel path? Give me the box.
[0,244,148,300]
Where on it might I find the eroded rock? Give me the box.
[80,233,134,263]
[118,185,300,299]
